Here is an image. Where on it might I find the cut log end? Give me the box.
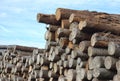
[93,68,100,78]
[87,70,93,80]
[79,20,87,30]
[55,8,61,21]
[104,56,117,70]
[69,14,75,23]
[91,33,98,47]
[37,13,42,22]
[79,41,91,52]
[88,46,93,57]
[108,42,116,55]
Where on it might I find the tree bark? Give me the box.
[79,14,120,35]
[37,13,60,25]
[61,20,70,29]
[91,32,120,48]
[88,46,109,57]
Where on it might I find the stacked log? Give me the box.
[37,8,120,81]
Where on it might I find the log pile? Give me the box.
[37,8,120,81]
[0,8,120,81]
[0,45,45,81]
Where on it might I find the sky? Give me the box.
[0,0,120,48]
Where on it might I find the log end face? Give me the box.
[116,60,120,72]
[44,31,50,41]
[93,68,100,78]
[55,8,61,21]
[88,46,93,57]
[79,21,87,30]
[104,56,112,69]
[113,74,120,81]
[92,78,99,81]
[57,28,62,38]
[108,42,115,55]
[69,14,74,23]
[78,68,86,79]
[69,32,74,41]
[91,33,98,47]
[67,70,73,80]
[37,13,41,22]
[40,57,44,65]
[69,28,77,41]
[87,70,93,80]
[58,75,66,81]
[79,41,88,52]
[77,58,81,65]
[40,70,43,78]
[69,58,74,68]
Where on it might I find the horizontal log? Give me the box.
[87,70,93,80]
[93,68,115,80]
[40,69,49,78]
[61,19,70,29]
[58,75,67,81]
[91,32,120,48]
[71,49,88,60]
[59,37,69,49]
[108,42,120,57]
[53,63,59,73]
[88,57,94,70]
[54,46,65,56]
[116,60,120,74]
[88,46,109,57]
[78,13,120,35]
[57,28,71,38]
[33,64,40,70]
[79,41,91,53]
[69,12,92,23]
[40,57,50,65]
[48,70,59,78]
[65,47,72,54]
[92,56,105,68]
[69,58,77,68]
[45,41,58,51]
[66,69,76,81]
[69,22,79,31]
[104,56,118,70]
[113,74,120,81]
[48,25,60,32]
[67,41,78,49]
[59,66,63,75]
[63,61,69,68]
[49,62,53,69]
[37,13,60,25]
[76,68,87,80]
[57,60,63,67]
[55,8,89,21]
[69,27,91,41]
[61,53,68,61]
[51,52,60,62]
